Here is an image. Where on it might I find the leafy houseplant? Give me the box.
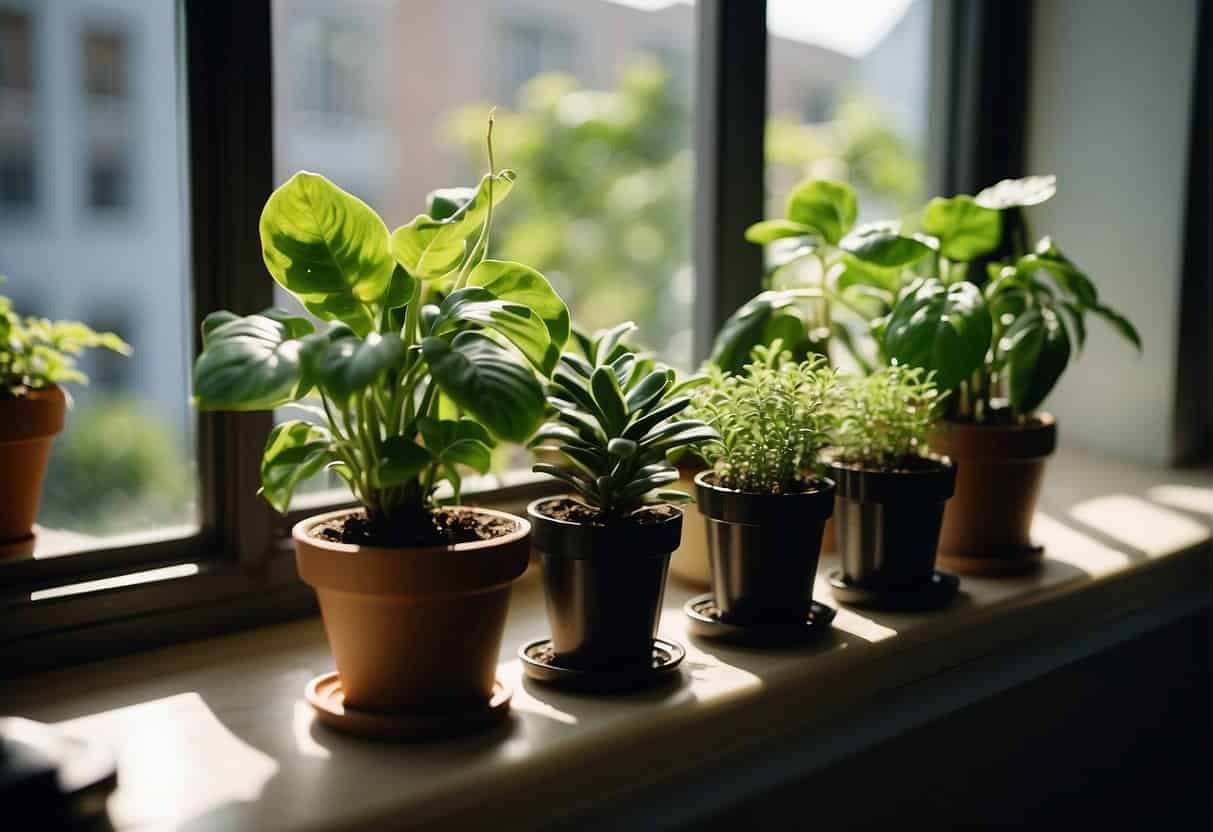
[824,366,958,607]
[527,323,714,672]
[880,175,1142,574]
[0,288,130,556]
[193,120,567,724]
[689,345,837,629]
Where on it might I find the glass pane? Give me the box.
[270,0,697,503]
[0,2,197,556]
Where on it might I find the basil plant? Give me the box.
[712,178,934,375]
[193,122,569,525]
[880,175,1141,422]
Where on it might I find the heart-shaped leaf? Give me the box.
[975,174,1057,210]
[1000,306,1070,413]
[432,286,557,374]
[467,259,570,356]
[315,330,405,406]
[422,331,545,443]
[883,278,992,393]
[921,195,1002,262]
[840,223,934,268]
[784,180,858,245]
[193,311,316,410]
[260,172,393,336]
[260,421,332,513]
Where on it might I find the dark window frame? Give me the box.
[1,0,986,674]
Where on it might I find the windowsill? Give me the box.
[1,446,1209,831]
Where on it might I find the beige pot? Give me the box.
[293,507,530,713]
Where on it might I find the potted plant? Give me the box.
[881,175,1141,574]
[0,286,130,558]
[824,364,958,609]
[524,323,714,689]
[686,344,837,641]
[193,119,569,737]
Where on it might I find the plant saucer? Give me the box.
[827,569,960,611]
[518,637,685,693]
[305,672,511,742]
[682,593,836,645]
[938,544,1044,577]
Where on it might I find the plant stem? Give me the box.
[454,111,498,291]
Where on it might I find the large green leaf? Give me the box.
[784,180,858,245]
[708,290,806,373]
[1001,306,1071,413]
[921,196,1002,262]
[883,278,992,393]
[840,223,934,268]
[975,174,1057,210]
[193,311,315,411]
[418,417,494,474]
[390,170,516,279]
[466,259,570,355]
[314,330,405,406]
[376,436,433,488]
[432,286,557,374]
[259,172,394,336]
[422,331,545,443]
[744,219,817,245]
[260,421,332,513]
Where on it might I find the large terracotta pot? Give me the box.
[294,507,530,713]
[929,414,1057,576]
[0,386,66,556]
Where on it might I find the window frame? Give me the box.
[1,0,975,673]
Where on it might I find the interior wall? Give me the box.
[1025,0,1200,464]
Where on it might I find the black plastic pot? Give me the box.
[827,456,956,588]
[693,471,835,628]
[527,497,682,670]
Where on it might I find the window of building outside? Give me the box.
[0,2,197,558]
[0,10,35,210]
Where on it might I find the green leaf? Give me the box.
[840,223,934,268]
[744,219,817,245]
[883,278,992,393]
[975,174,1057,210]
[259,172,394,336]
[590,321,637,366]
[314,330,405,406]
[260,421,332,514]
[427,186,475,221]
[921,195,1002,262]
[784,179,858,245]
[1091,303,1142,352]
[466,259,570,355]
[607,437,638,459]
[1000,306,1071,413]
[390,170,516,279]
[193,311,315,411]
[376,437,434,487]
[417,417,494,474]
[381,263,417,311]
[708,291,805,374]
[590,366,629,435]
[433,286,557,374]
[422,332,545,443]
[625,369,673,414]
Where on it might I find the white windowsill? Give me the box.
[1,446,1209,831]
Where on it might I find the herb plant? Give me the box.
[881,175,1141,423]
[691,344,834,493]
[0,284,131,398]
[530,322,716,520]
[829,364,941,469]
[192,118,569,530]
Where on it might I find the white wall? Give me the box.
[1026,0,1199,464]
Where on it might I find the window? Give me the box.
[83,26,133,211]
[0,10,34,210]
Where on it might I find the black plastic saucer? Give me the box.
[827,569,960,611]
[519,637,685,693]
[683,593,836,645]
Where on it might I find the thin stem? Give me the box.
[454,111,498,291]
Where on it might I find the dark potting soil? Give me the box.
[313,508,517,548]
[829,454,946,474]
[699,471,826,495]
[539,497,680,527]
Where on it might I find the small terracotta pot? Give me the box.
[293,507,530,713]
[929,414,1057,574]
[0,386,67,553]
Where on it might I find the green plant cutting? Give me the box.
[192,117,569,543]
[828,364,942,470]
[0,284,131,398]
[711,178,933,375]
[880,175,1141,422]
[529,322,715,520]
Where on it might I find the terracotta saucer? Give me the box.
[519,637,685,693]
[305,672,511,742]
[683,593,836,645]
[828,569,960,611]
[938,544,1044,577]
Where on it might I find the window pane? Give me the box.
[270,0,696,502]
[0,2,197,557]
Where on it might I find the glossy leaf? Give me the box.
[921,195,1002,262]
[433,286,557,374]
[975,174,1057,210]
[466,259,570,355]
[784,179,858,245]
[590,366,629,435]
[708,291,806,374]
[422,332,545,443]
[418,417,494,474]
[259,172,394,335]
[883,278,992,393]
[260,421,332,513]
[744,219,817,245]
[376,436,433,487]
[193,311,315,411]
[840,223,934,268]
[314,330,405,406]
[1001,306,1071,413]
[427,186,475,221]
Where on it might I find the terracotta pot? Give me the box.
[929,414,1057,574]
[293,507,530,713]
[0,386,66,552]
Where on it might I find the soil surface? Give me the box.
[312,507,517,548]
[827,454,947,474]
[699,471,825,495]
[538,497,680,527]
